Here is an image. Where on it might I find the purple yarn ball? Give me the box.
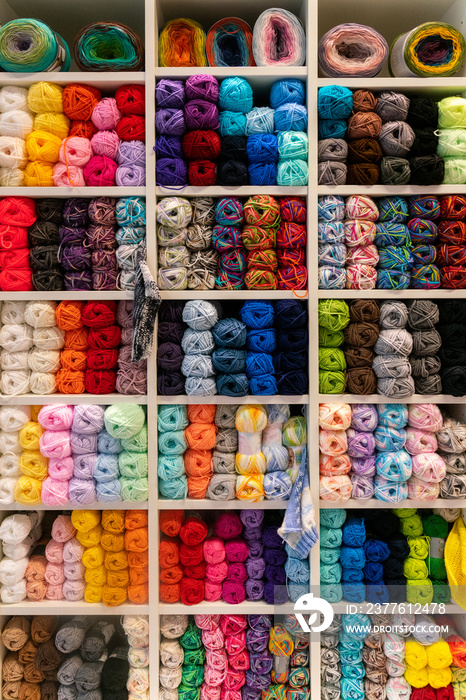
[351,455,376,477]
[64,271,92,291]
[156,79,185,108]
[117,140,145,167]
[185,74,219,103]
[184,99,219,130]
[155,108,186,136]
[155,135,183,159]
[116,165,146,187]
[347,429,376,458]
[156,158,188,187]
[351,404,379,432]
[351,474,374,500]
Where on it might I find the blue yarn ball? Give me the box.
[318,266,346,290]
[377,404,408,429]
[377,246,413,270]
[285,557,310,582]
[246,134,278,163]
[339,633,364,650]
[339,647,363,664]
[274,104,308,132]
[212,348,246,373]
[374,223,410,247]
[342,517,366,547]
[264,471,292,500]
[411,244,437,265]
[317,85,353,120]
[219,76,253,112]
[341,568,364,583]
[245,107,275,135]
[375,450,412,482]
[158,454,185,480]
[339,546,365,569]
[318,119,347,140]
[97,430,121,454]
[376,269,411,289]
[320,508,347,528]
[240,300,274,329]
[216,372,249,397]
[341,665,365,680]
[342,583,366,603]
[249,374,278,395]
[363,561,384,582]
[249,162,277,186]
[213,318,247,348]
[363,539,390,563]
[318,222,345,243]
[288,582,310,603]
[96,480,121,501]
[159,474,187,499]
[374,426,406,452]
[342,613,371,640]
[321,583,343,603]
[246,352,275,377]
[365,583,389,604]
[247,328,276,353]
[94,454,118,482]
[263,444,289,472]
[318,195,345,221]
[219,111,247,136]
[411,264,441,289]
[270,79,306,108]
[377,196,409,222]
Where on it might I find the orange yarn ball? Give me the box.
[55,369,85,394]
[63,84,101,120]
[64,328,88,350]
[187,405,216,423]
[184,448,212,477]
[60,349,87,371]
[69,120,98,139]
[56,300,85,330]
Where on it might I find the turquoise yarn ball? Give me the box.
[341,614,371,640]
[317,85,353,120]
[321,508,347,528]
[319,119,347,140]
[274,103,308,132]
[277,131,308,161]
[277,160,308,186]
[219,76,253,113]
[159,475,187,499]
[158,454,185,480]
[270,79,306,108]
[213,318,247,348]
[245,107,275,135]
[157,405,188,432]
[219,110,246,136]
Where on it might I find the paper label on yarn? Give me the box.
[430,537,445,559]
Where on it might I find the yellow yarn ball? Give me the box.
[84,584,103,603]
[14,475,42,504]
[34,112,69,139]
[76,524,103,548]
[235,404,268,433]
[19,450,48,481]
[26,130,62,163]
[85,565,107,586]
[405,665,428,688]
[28,82,64,113]
[428,667,453,689]
[426,639,453,669]
[236,452,267,475]
[405,639,428,670]
[71,509,101,532]
[19,421,42,450]
[24,161,54,187]
[30,406,42,422]
[81,544,105,568]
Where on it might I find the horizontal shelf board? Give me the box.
[317,77,466,95]
[156,186,308,197]
[158,67,308,79]
[161,290,308,300]
[0,72,145,87]
[320,499,465,509]
[0,394,147,405]
[158,499,288,510]
[0,187,145,197]
[318,185,466,196]
[2,601,149,614]
[331,602,462,614]
[158,601,296,614]
[318,290,466,299]
[318,394,466,404]
[157,394,307,405]
[0,291,132,301]
[0,502,148,511]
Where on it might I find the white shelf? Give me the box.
[0,501,148,511]
[0,72,145,87]
[156,186,308,197]
[157,394,308,405]
[320,499,466,509]
[0,291,132,301]
[318,394,466,404]
[2,601,149,614]
[158,499,288,510]
[158,601,296,614]
[0,394,147,405]
[318,290,466,299]
[0,187,145,197]
[318,185,466,196]
[161,290,308,300]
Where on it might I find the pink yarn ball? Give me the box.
[63,537,84,562]
[204,580,223,602]
[92,98,122,131]
[45,539,64,563]
[46,583,63,600]
[194,614,221,630]
[38,405,74,431]
[39,430,71,459]
[408,404,443,433]
[411,453,446,483]
[48,456,74,481]
[63,561,85,580]
[59,137,92,166]
[405,428,438,455]
[344,220,376,247]
[346,244,379,266]
[91,130,120,158]
[41,477,69,505]
[407,475,440,501]
[51,514,75,542]
[346,264,377,290]
[52,163,85,187]
[83,155,117,186]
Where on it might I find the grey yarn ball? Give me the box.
[373,355,412,379]
[318,138,348,162]
[407,300,439,330]
[379,301,408,329]
[375,329,413,356]
[379,121,415,157]
[380,156,411,185]
[375,91,410,122]
[318,160,347,185]
[377,375,415,399]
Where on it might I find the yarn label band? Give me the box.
[430,537,445,559]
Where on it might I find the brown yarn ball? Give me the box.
[347,138,383,164]
[352,89,377,113]
[344,347,375,368]
[344,322,379,347]
[348,112,382,139]
[347,163,380,185]
[346,367,377,394]
[350,299,380,323]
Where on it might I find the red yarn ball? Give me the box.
[188,160,216,186]
[437,220,466,245]
[116,115,145,142]
[0,196,36,226]
[277,248,306,266]
[87,348,119,370]
[85,369,116,394]
[437,244,466,267]
[440,195,466,220]
[279,196,307,223]
[88,326,121,349]
[0,225,28,249]
[182,130,221,160]
[81,301,117,329]
[69,120,98,139]
[0,268,33,291]
[115,85,145,115]
[277,264,308,289]
[84,156,117,186]
[0,248,29,269]
[276,222,307,248]
[440,266,466,288]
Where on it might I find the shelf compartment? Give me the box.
[1,601,149,614]
[0,394,148,405]
[161,290,308,300]
[0,291,133,302]
[158,601,296,614]
[156,186,308,197]
[0,501,148,511]
[318,394,466,404]
[158,499,288,510]
[157,394,308,405]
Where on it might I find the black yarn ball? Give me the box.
[409,128,439,157]
[158,321,185,344]
[157,370,185,395]
[439,346,466,366]
[441,366,466,396]
[32,270,64,291]
[158,301,185,323]
[275,300,307,328]
[221,136,248,162]
[438,322,466,349]
[35,197,64,223]
[387,537,410,560]
[439,300,466,324]
[407,97,439,128]
[217,158,248,185]
[278,328,308,353]
[367,510,399,538]
[383,556,404,579]
[387,580,407,603]
[28,221,60,246]
[409,155,445,185]
[29,245,59,271]
[274,351,307,373]
[276,370,308,395]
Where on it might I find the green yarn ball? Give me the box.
[319,326,345,348]
[318,299,350,331]
[319,370,346,394]
[104,404,145,439]
[319,348,346,371]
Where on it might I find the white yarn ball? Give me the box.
[0,324,33,352]
[0,370,30,396]
[32,326,65,350]
[0,406,30,432]
[0,512,33,543]
[0,453,20,477]
[0,136,27,168]
[1,301,26,325]
[0,110,33,139]
[1,579,27,603]
[30,371,57,395]
[0,431,21,454]
[24,301,57,329]
[28,348,61,373]
[0,86,30,113]
[0,349,29,370]
[0,167,25,187]
[0,557,28,585]
[0,476,15,505]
